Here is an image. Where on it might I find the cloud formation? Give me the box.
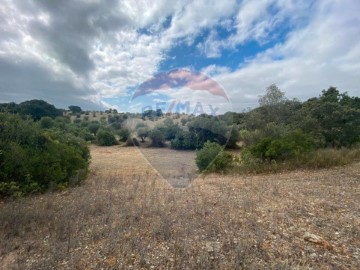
[0,0,359,111]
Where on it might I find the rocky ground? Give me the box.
[1,145,359,269]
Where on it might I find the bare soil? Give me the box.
[0,145,359,269]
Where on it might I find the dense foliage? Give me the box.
[195,141,233,172]
[0,100,62,120]
[0,113,90,197]
[1,85,359,190]
[96,130,117,146]
[209,86,360,173]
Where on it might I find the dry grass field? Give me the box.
[1,145,359,269]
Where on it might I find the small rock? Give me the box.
[303,232,322,243]
[303,232,333,250]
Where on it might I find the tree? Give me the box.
[118,128,130,142]
[137,126,150,142]
[159,118,182,140]
[171,130,197,150]
[68,105,82,113]
[19,100,62,120]
[108,114,123,129]
[88,122,100,135]
[259,84,286,106]
[149,128,165,147]
[188,115,228,148]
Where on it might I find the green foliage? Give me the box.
[68,105,82,113]
[39,116,54,129]
[137,125,150,142]
[96,130,117,146]
[20,100,63,120]
[188,115,228,148]
[156,119,182,141]
[88,122,100,135]
[208,151,233,173]
[0,113,89,197]
[118,128,131,142]
[108,114,123,129]
[171,130,197,150]
[0,100,62,120]
[259,84,286,106]
[250,130,314,161]
[237,147,360,174]
[195,141,223,172]
[149,128,165,147]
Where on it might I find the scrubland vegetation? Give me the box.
[0,85,359,269]
[0,85,359,197]
[1,146,359,269]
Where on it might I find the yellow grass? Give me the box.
[1,145,359,269]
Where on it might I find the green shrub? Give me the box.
[88,122,100,135]
[0,113,89,197]
[118,128,130,142]
[39,116,54,129]
[149,128,165,147]
[96,130,117,146]
[195,141,223,172]
[250,130,314,161]
[236,147,360,174]
[171,131,197,150]
[208,151,233,173]
[80,131,96,142]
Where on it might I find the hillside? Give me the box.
[1,145,359,269]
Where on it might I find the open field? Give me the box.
[1,146,360,269]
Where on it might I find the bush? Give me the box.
[250,130,314,161]
[161,119,182,140]
[149,128,165,147]
[171,130,197,150]
[88,122,100,135]
[208,151,233,173]
[304,148,360,169]
[118,128,131,142]
[80,131,96,142]
[195,141,223,172]
[96,130,117,146]
[0,113,89,197]
[39,116,54,129]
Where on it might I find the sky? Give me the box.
[0,0,359,112]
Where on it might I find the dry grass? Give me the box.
[1,145,359,269]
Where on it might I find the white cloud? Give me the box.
[0,0,359,112]
[213,0,360,111]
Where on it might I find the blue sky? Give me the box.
[0,0,359,112]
